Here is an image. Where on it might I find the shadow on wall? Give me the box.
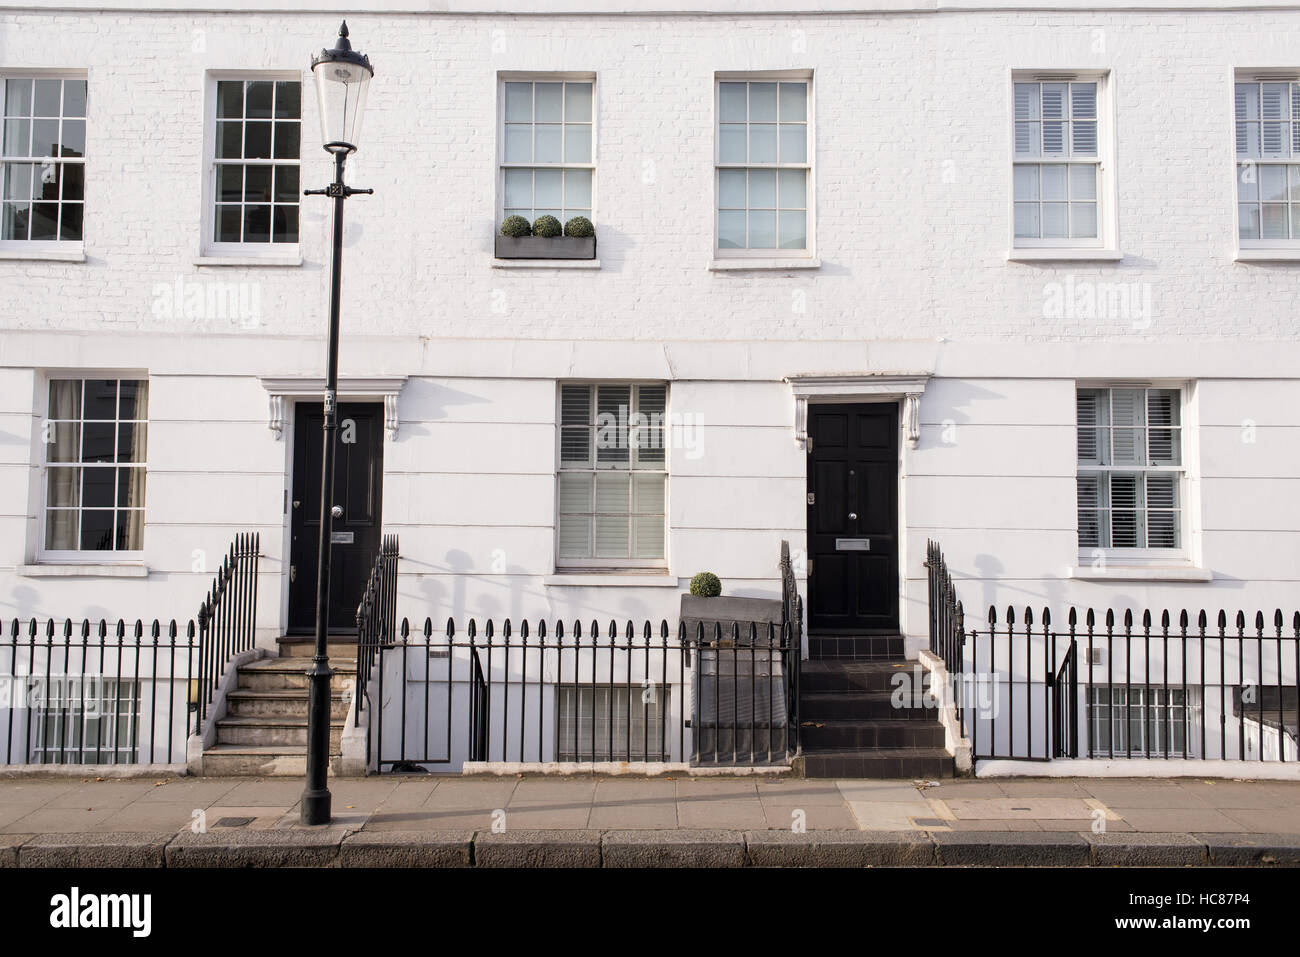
[396,379,493,424]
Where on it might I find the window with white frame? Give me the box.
[557,383,666,565]
[1235,75,1300,246]
[1088,686,1199,758]
[500,77,593,229]
[1076,387,1183,551]
[207,77,300,250]
[557,685,669,761]
[1013,76,1104,246]
[1,76,86,244]
[32,679,140,764]
[44,378,148,554]
[715,76,811,255]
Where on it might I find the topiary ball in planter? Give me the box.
[500,215,531,238]
[532,214,563,238]
[564,215,595,238]
[689,572,722,598]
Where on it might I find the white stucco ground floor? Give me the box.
[2,329,1299,647]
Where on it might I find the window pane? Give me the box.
[1013,202,1039,238]
[564,124,591,164]
[748,169,776,208]
[1014,83,1039,120]
[595,473,629,513]
[79,508,113,551]
[1070,163,1097,201]
[564,168,592,209]
[1013,165,1038,201]
[1072,120,1098,155]
[504,125,531,162]
[503,167,532,210]
[218,164,242,202]
[719,124,746,162]
[717,209,745,248]
[534,124,562,162]
[778,209,806,249]
[564,82,592,122]
[33,79,61,117]
[634,515,665,559]
[5,78,32,117]
[273,121,299,159]
[558,472,592,512]
[558,514,590,558]
[1041,164,1067,201]
[1239,203,1260,239]
[245,81,273,118]
[718,168,746,208]
[244,205,271,243]
[48,422,80,463]
[274,165,299,203]
[779,82,807,122]
[748,124,777,163]
[1042,203,1068,238]
[244,121,272,159]
[216,81,243,119]
[748,209,776,248]
[244,164,272,201]
[534,82,562,122]
[274,81,300,119]
[749,82,777,121]
[719,83,747,122]
[778,168,806,208]
[1041,83,1067,120]
[1071,202,1098,239]
[3,119,29,155]
[1014,122,1040,157]
[1071,83,1097,118]
[504,82,532,123]
[778,124,806,163]
[534,168,562,209]
[594,513,630,558]
[1042,121,1066,156]
[1261,203,1288,238]
[32,118,58,157]
[118,380,148,420]
[4,162,32,201]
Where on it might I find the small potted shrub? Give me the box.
[495,213,597,261]
[689,572,722,597]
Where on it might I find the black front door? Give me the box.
[288,402,384,634]
[806,403,900,633]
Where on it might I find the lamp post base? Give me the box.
[300,788,333,826]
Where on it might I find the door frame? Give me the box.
[261,376,405,638]
[786,374,929,643]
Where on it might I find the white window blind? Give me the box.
[1077,387,1182,550]
[1236,78,1300,244]
[32,679,140,764]
[558,383,666,563]
[1088,686,1198,758]
[556,685,667,761]
[716,78,810,253]
[1013,79,1101,244]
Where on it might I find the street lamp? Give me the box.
[300,21,374,827]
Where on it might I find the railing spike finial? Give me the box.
[1042,607,1050,628]
[1275,608,1284,629]
[1085,608,1095,628]
[988,605,997,625]
[1217,609,1227,630]
[1255,610,1264,631]
[1123,608,1133,629]
[1068,607,1077,627]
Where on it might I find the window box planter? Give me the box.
[495,235,596,260]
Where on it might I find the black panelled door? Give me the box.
[806,403,900,633]
[288,402,384,634]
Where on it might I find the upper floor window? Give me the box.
[1,75,86,245]
[44,378,148,555]
[1235,76,1300,248]
[715,75,811,256]
[1012,75,1110,249]
[205,76,300,254]
[557,383,666,566]
[1076,386,1183,553]
[500,77,594,230]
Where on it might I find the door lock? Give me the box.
[331,505,343,519]
[290,565,296,583]
[848,512,858,520]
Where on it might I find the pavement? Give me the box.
[1,774,1299,867]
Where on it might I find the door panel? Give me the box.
[288,402,385,634]
[807,403,900,633]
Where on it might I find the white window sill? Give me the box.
[545,572,677,587]
[709,257,820,271]
[19,563,149,578]
[194,255,303,267]
[0,246,86,262]
[492,259,601,269]
[1067,565,1212,583]
[1006,249,1123,263]
[1235,248,1300,262]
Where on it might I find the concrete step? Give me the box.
[277,635,360,659]
[215,715,345,749]
[808,635,905,660]
[799,691,935,722]
[226,688,350,720]
[237,656,356,692]
[199,745,342,777]
[799,719,946,751]
[796,747,956,779]
[799,658,913,694]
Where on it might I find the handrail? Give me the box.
[353,534,399,726]
[195,533,260,727]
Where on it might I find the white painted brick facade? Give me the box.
[0,3,1298,652]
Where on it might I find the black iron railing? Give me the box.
[1,617,197,765]
[374,616,800,771]
[927,541,1300,763]
[353,534,399,726]
[195,533,260,726]
[779,540,804,757]
[925,540,967,740]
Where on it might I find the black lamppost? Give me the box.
[300,21,374,827]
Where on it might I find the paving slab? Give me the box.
[1080,781,1211,810]
[44,781,163,810]
[338,829,473,867]
[588,801,678,829]
[675,798,767,829]
[376,779,442,809]
[1085,832,1208,866]
[474,829,601,868]
[1195,833,1300,866]
[602,829,745,867]
[747,829,936,867]
[2,805,119,833]
[842,800,931,831]
[760,801,858,830]
[1220,807,1300,833]
[166,825,354,867]
[932,830,1091,866]
[19,831,173,868]
[1111,807,1249,833]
